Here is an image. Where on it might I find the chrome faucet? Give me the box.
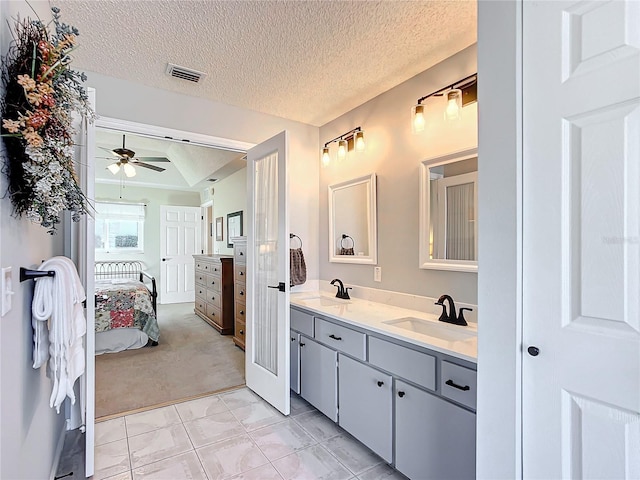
[330,278,351,299]
[435,294,471,326]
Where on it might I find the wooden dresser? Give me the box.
[232,237,247,350]
[193,255,234,334]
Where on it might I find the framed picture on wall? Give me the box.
[215,216,224,241]
[227,210,243,247]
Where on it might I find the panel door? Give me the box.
[300,336,337,422]
[395,380,476,480]
[159,205,201,304]
[523,1,640,477]
[338,354,392,463]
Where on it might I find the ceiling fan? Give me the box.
[98,134,170,177]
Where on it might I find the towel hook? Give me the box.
[20,268,55,282]
[289,233,303,249]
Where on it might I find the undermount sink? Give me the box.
[383,317,476,342]
[294,295,349,306]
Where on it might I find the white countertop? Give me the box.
[290,291,477,363]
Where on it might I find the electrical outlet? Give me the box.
[374,266,382,282]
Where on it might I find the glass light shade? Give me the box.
[412,104,425,134]
[337,140,347,161]
[322,147,331,167]
[123,163,136,177]
[444,89,462,122]
[354,131,365,152]
[107,162,121,175]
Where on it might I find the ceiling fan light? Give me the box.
[123,163,136,177]
[107,163,121,175]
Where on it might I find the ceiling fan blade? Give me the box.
[135,156,170,163]
[98,146,119,156]
[133,162,166,172]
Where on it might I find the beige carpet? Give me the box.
[95,302,245,418]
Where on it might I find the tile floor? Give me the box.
[94,387,407,480]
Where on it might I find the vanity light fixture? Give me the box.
[320,127,365,167]
[412,73,477,133]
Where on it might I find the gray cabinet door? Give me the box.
[395,380,476,480]
[338,354,393,463]
[290,331,300,394]
[300,336,338,422]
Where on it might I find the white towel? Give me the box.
[31,256,87,413]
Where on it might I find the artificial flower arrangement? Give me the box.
[1,5,94,234]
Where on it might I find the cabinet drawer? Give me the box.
[195,285,207,299]
[235,283,246,303]
[235,301,246,323]
[290,308,314,337]
[195,295,206,313]
[205,304,221,326]
[206,274,221,292]
[206,289,221,308]
[235,319,246,343]
[234,244,247,264]
[195,271,206,286]
[441,361,477,410]
[234,264,246,282]
[368,336,436,391]
[209,261,222,275]
[315,318,366,361]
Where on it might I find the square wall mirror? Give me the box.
[328,173,377,264]
[419,148,478,272]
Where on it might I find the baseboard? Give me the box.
[49,421,67,480]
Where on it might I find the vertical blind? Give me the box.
[445,182,475,260]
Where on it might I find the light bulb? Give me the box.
[412,104,425,134]
[107,162,121,175]
[123,163,136,177]
[444,89,462,122]
[354,131,365,152]
[337,140,347,162]
[321,147,331,167]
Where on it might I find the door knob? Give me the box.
[398,391,405,398]
[527,346,540,357]
[377,381,384,387]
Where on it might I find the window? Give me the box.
[95,202,145,253]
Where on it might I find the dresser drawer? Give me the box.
[235,319,246,344]
[441,361,477,410]
[195,271,206,286]
[368,336,436,391]
[195,295,206,314]
[205,304,222,326]
[290,308,314,337]
[206,289,222,308]
[235,283,246,303]
[206,274,221,292]
[195,260,207,271]
[209,261,222,275]
[234,244,247,264]
[315,318,366,361]
[195,285,207,299]
[234,264,246,283]
[235,301,246,323]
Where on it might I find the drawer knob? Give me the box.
[329,334,342,341]
[377,381,384,387]
[240,330,244,335]
[211,296,215,301]
[398,391,405,398]
[240,252,244,256]
[291,337,296,342]
[240,310,245,315]
[445,379,470,391]
[300,342,305,347]
[240,271,244,276]
[240,290,244,295]
[527,346,540,357]
[211,280,215,285]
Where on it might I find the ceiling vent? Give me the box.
[165,63,207,83]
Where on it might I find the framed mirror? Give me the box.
[328,173,377,264]
[419,147,478,272]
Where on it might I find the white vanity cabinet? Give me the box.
[299,335,338,422]
[395,380,476,480]
[338,354,393,463]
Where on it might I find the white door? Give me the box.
[160,205,201,304]
[246,131,290,414]
[523,1,640,478]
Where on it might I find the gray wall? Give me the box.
[477,1,522,478]
[319,45,478,304]
[94,184,202,281]
[210,168,247,255]
[1,3,67,478]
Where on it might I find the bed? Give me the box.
[94,261,160,355]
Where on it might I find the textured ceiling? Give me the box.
[57,0,477,126]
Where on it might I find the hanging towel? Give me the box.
[339,247,355,255]
[290,248,307,286]
[32,256,87,413]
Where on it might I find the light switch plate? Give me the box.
[1,267,14,316]
[374,266,382,282]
